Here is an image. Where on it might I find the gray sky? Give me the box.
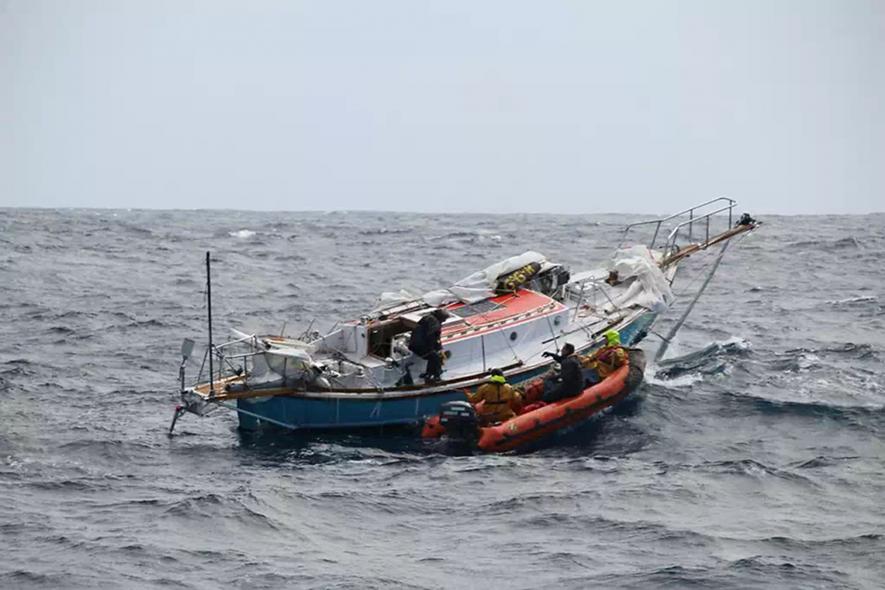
[2,0,884,214]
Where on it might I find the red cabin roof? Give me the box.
[441,289,565,343]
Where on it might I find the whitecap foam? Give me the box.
[826,295,877,305]
[719,335,752,350]
[229,229,256,239]
[645,367,705,389]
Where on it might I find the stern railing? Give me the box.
[192,334,263,391]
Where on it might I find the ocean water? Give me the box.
[1,208,884,589]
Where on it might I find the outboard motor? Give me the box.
[438,401,479,442]
[625,348,647,392]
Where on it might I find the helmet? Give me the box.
[604,329,621,345]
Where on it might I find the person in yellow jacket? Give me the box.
[580,329,628,382]
[468,368,522,425]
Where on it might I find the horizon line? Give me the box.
[1,204,883,217]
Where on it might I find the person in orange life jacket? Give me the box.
[580,329,627,383]
[468,368,522,424]
[541,342,584,402]
[408,308,450,384]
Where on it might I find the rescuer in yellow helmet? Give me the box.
[580,329,628,382]
[468,368,522,424]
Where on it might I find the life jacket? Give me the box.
[593,345,627,378]
[471,378,518,423]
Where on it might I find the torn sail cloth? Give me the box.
[373,252,556,311]
[565,246,674,314]
[605,246,674,312]
[422,251,550,306]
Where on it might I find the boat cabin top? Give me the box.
[317,288,567,363]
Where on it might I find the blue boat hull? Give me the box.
[237,390,467,431]
[235,311,656,431]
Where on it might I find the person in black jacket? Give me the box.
[408,308,450,384]
[541,343,584,402]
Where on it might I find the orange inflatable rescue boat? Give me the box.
[421,349,646,453]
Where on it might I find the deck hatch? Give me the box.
[450,300,501,319]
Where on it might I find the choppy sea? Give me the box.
[1,208,884,589]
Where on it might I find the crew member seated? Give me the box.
[408,308,450,384]
[468,368,522,425]
[541,343,584,403]
[580,329,627,384]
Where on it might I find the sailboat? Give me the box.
[170,197,758,434]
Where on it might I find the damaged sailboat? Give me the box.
[169,197,758,434]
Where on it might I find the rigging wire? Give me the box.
[669,229,753,300]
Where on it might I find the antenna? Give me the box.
[207,251,215,397]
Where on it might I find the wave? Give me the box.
[721,389,885,421]
[827,295,879,307]
[644,370,705,388]
[586,563,829,590]
[785,342,877,360]
[57,439,160,463]
[0,571,69,586]
[827,295,877,305]
[790,455,860,469]
[825,296,880,313]
[229,229,256,239]
[25,478,99,492]
[766,352,822,373]
[23,309,97,322]
[786,236,861,250]
[693,458,818,484]
[654,337,751,379]
[162,492,226,516]
[47,325,76,335]
[427,230,504,242]
[598,557,851,589]
[275,253,307,262]
[104,317,174,331]
[1,359,36,377]
[759,532,882,549]
[161,493,282,532]
[118,222,154,237]
[358,227,414,236]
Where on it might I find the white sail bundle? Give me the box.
[605,245,674,312]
